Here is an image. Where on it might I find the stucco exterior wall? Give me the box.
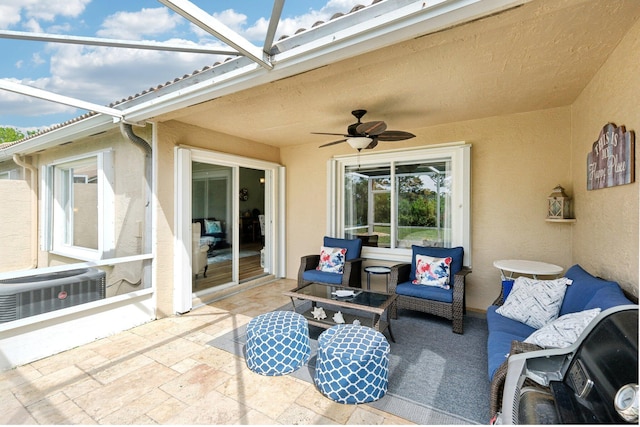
[281,107,573,311]
[154,122,178,317]
[570,17,640,298]
[0,180,32,272]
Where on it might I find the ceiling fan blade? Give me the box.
[377,130,416,141]
[311,132,350,137]
[365,137,378,150]
[319,139,347,148]
[356,121,387,136]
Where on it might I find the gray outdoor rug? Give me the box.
[208,301,490,425]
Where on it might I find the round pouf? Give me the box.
[245,310,310,376]
[314,324,390,404]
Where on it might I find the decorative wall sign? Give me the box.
[587,123,635,190]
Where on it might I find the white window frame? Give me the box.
[42,150,115,261]
[328,143,471,266]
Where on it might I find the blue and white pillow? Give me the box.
[316,246,347,274]
[496,276,571,329]
[524,308,600,348]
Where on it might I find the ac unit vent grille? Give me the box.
[0,268,106,323]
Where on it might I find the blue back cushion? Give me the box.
[410,245,464,280]
[561,264,631,315]
[324,236,362,261]
[500,279,515,300]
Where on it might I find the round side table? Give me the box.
[493,259,563,280]
[364,266,392,291]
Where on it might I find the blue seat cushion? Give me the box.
[324,236,362,261]
[486,305,536,380]
[561,264,632,315]
[303,269,343,285]
[410,246,464,280]
[395,280,453,303]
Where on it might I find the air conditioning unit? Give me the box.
[0,268,106,323]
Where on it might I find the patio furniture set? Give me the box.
[241,236,471,405]
[248,235,639,420]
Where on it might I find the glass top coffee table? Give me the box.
[283,283,397,342]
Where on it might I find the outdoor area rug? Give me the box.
[208,301,490,425]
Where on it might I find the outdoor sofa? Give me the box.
[486,264,637,418]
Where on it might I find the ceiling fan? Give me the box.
[313,109,416,151]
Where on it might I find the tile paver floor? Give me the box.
[0,279,413,425]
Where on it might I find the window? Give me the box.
[43,151,115,260]
[330,144,471,264]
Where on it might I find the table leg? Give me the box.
[386,306,396,343]
[366,272,371,290]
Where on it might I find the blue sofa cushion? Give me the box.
[486,305,536,380]
[302,269,344,285]
[324,236,362,261]
[395,281,453,303]
[585,286,634,311]
[502,280,515,299]
[410,246,464,281]
[561,264,631,315]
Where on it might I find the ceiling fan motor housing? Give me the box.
[348,110,367,135]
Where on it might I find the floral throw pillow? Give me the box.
[412,255,452,289]
[524,308,601,348]
[316,246,347,274]
[496,276,571,329]
[204,219,222,234]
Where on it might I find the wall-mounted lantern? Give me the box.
[547,185,572,219]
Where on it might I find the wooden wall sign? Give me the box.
[587,123,635,190]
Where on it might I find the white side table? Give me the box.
[493,259,563,280]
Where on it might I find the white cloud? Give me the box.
[0,0,90,28]
[212,9,248,33]
[42,42,228,106]
[191,0,370,44]
[0,78,77,117]
[22,17,42,33]
[22,0,90,22]
[97,7,183,40]
[31,52,45,66]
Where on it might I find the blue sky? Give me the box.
[0,0,366,132]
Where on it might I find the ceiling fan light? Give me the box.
[347,137,372,150]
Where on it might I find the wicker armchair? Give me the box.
[388,245,471,334]
[298,236,363,288]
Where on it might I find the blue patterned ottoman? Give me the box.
[245,311,310,376]
[314,324,390,404]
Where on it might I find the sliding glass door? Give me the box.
[175,146,283,314]
[192,162,233,292]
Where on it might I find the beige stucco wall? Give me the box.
[281,107,574,310]
[570,17,640,298]
[0,127,152,297]
[35,127,150,263]
[0,180,32,272]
